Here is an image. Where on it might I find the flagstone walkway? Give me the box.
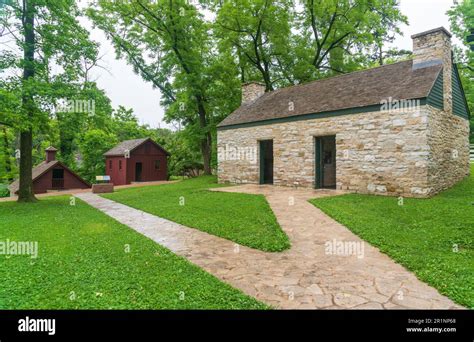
[75,186,462,309]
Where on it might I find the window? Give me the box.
[119,160,122,170]
[52,169,64,179]
[155,160,160,170]
[109,160,112,170]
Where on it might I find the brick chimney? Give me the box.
[242,82,265,105]
[45,146,58,163]
[412,27,453,113]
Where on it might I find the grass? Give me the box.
[102,176,290,252]
[310,166,474,308]
[0,196,266,309]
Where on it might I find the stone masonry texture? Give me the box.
[217,106,469,198]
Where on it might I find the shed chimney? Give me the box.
[45,146,58,163]
[412,27,452,112]
[242,82,265,105]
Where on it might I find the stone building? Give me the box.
[217,27,470,197]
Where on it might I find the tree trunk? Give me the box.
[200,132,212,175]
[18,0,37,202]
[378,44,384,66]
[196,96,212,175]
[2,127,12,181]
[18,129,35,202]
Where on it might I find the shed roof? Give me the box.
[218,60,443,128]
[8,160,90,194]
[103,138,170,157]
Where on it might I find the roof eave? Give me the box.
[103,138,171,157]
[217,98,429,130]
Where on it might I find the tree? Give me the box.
[215,0,407,86]
[448,0,473,141]
[88,0,239,175]
[78,129,117,183]
[165,128,203,177]
[294,0,407,79]
[366,0,409,66]
[0,0,99,201]
[215,0,294,90]
[111,106,147,142]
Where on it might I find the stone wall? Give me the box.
[426,105,470,195]
[217,107,437,197]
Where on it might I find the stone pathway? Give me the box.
[75,186,462,309]
[1,180,176,202]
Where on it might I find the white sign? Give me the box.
[96,175,111,181]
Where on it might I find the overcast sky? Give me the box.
[84,0,459,129]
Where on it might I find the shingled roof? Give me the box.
[103,138,170,157]
[218,59,443,128]
[9,161,59,194]
[8,160,91,194]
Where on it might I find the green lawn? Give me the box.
[310,167,474,308]
[0,196,266,309]
[102,176,290,252]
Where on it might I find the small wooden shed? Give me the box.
[9,147,91,196]
[103,138,170,186]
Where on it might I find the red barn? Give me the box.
[9,147,91,196]
[103,138,170,186]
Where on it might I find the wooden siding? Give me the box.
[105,140,168,185]
[427,71,444,110]
[105,156,127,186]
[452,64,470,119]
[32,166,90,194]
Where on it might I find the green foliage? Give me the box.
[0,0,107,200]
[103,176,291,252]
[310,166,474,308]
[0,127,17,183]
[215,0,294,89]
[0,196,266,309]
[164,129,203,176]
[78,129,117,183]
[87,0,241,174]
[0,0,100,131]
[294,0,408,78]
[0,183,9,198]
[111,106,147,142]
[448,0,473,141]
[214,0,407,88]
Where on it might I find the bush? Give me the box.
[0,184,10,198]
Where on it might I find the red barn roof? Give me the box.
[103,138,170,157]
[8,160,90,194]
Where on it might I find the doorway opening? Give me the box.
[315,136,336,189]
[52,169,64,189]
[135,162,143,182]
[259,140,273,184]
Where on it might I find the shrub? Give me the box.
[0,184,10,198]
